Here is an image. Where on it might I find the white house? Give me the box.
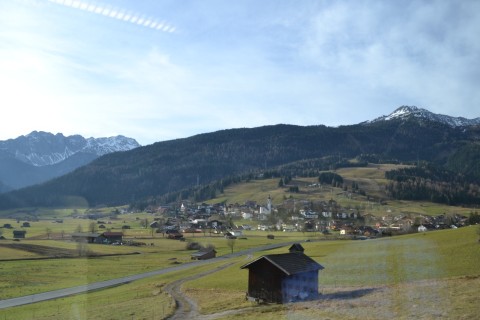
[418,225,428,232]
[242,212,253,220]
[322,211,332,218]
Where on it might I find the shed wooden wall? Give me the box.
[247,259,284,303]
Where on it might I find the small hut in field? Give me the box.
[190,247,217,260]
[241,243,324,303]
[13,230,27,239]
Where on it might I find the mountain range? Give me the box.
[0,132,140,192]
[0,106,479,209]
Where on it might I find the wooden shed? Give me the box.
[241,243,324,303]
[13,230,27,239]
[191,248,217,260]
[71,232,100,243]
[97,232,123,244]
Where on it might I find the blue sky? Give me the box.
[1,0,479,145]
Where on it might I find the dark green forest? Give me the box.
[385,163,480,205]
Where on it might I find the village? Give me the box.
[143,195,470,238]
[2,193,470,244]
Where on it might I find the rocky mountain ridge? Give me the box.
[1,131,140,167]
[0,132,140,192]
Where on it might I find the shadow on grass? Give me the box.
[321,287,379,300]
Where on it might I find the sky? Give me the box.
[1,0,479,145]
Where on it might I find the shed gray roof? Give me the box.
[191,248,216,257]
[241,253,324,276]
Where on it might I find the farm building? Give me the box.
[71,232,100,243]
[13,230,27,239]
[149,221,160,228]
[97,232,123,244]
[71,232,123,244]
[241,243,324,303]
[191,247,217,260]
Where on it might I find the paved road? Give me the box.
[0,241,299,310]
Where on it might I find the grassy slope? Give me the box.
[183,226,480,318]
[1,229,479,319]
[209,164,474,217]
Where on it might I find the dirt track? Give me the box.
[164,261,263,320]
[164,262,236,320]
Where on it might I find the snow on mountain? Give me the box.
[367,106,480,127]
[84,135,141,156]
[0,131,140,167]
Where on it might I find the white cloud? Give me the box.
[301,1,480,117]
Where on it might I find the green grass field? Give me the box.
[1,226,479,319]
[183,226,480,319]
[0,228,318,300]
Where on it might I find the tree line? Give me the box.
[385,163,480,206]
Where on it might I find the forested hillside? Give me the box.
[385,162,480,205]
[0,117,478,209]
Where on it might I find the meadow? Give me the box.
[184,226,480,319]
[0,231,316,299]
[1,226,478,319]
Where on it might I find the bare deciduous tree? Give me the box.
[46,227,52,239]
[227,238,236,254]
[88,222,97,233]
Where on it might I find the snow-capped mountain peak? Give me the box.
[0,131,140,167]
[368,106,480,127]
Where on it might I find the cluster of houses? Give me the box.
[2,194,469,243]
[142,195,470,238]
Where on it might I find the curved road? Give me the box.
[0,241,299,310]
[163,261,236,320]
